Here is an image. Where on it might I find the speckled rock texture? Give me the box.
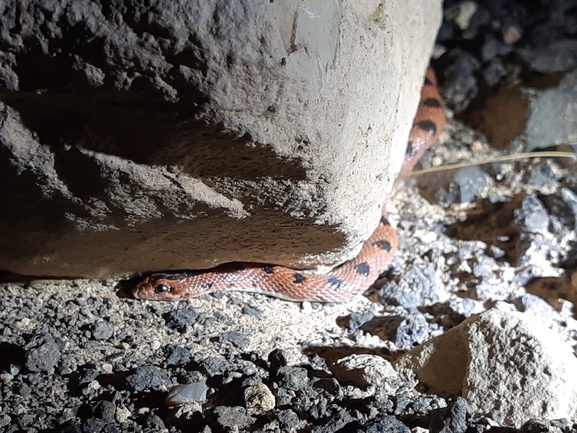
[0,0,442,279]
[395,309,577,427]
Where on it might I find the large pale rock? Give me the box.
[0,0,442,278]
[395,309,577,427]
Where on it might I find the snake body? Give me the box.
[133,68,445,302]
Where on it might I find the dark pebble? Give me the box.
[58,420,83,433]
[360,415,410,433]
[24,334,61,373]
[521,418,551,432]
[164,309,200,331]
[268,348,288,372]
[440,50,481,111]
[146,413,166,430]
[545,189,577,234]
[201,356,229,377]
[430,397,470,433]
[178,370,204,384]
[313,378,342,395]
[78,368,99,385]
[160,344,191,366]
[125,366,172,392]
[275,366,309,391]
[241,306,263,317]
[82,418,107,433]
[346,310,375,331]
[93,400,116,422]
[217,331,250,349]
[379,263,440,308]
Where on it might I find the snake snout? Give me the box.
[132,279,153,299]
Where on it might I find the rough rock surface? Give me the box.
[395,309,577,427]
[0,0,442,278]
[0,1,576,432]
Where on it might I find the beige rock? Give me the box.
[0,0,442,278]
[244,383,276,414]
[395,309,577,427]
[330,354,401,391]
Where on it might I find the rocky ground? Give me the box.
[2,0,577,432]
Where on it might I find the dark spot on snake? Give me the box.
[380,215,390,226]
[416,120,437,135]
[202,283,213,290]
[424,76,433,86]
[261,265,274,274]
[293,273,306,284]
[354,263,371,277]
[373,240,392,252]
[422,98,442,108]
[155,284,171,294]
[406,141,415,157]
[328,276,343,291]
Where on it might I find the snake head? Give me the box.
[132,274,185,301]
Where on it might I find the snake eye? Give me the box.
[155,284,171,294]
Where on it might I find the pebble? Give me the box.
[217,330,250,349]
[91,321,114,340]
[160,344,191,366]
[125,366,172,392]
[244,383,275,414]
[164,308,201,331]
[214,406,254,429]
[24,334,61,373]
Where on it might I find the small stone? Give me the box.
[101,363,113,374]
[125,366,172,392]
[160,344,191,366]
[241,306,262,317]
[115,405,131,423]
[93,400,116,422]
[346,310,375,331]
[454,166,490,203]
[217,331,250,349]
[515,195,550,233]
[331,354,400,390]
[275,366,309,391]
[360,416,410,433]
[313,377,342,396]
[24,334,61,373]
[164,309,200,331]
[91,321,114,340]
[277,409,301,431]
[201,357,229,377]
[244,383,275,414]
[214,406,255,429]
[429,397,470,433]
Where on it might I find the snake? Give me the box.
[133,68,446,302]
